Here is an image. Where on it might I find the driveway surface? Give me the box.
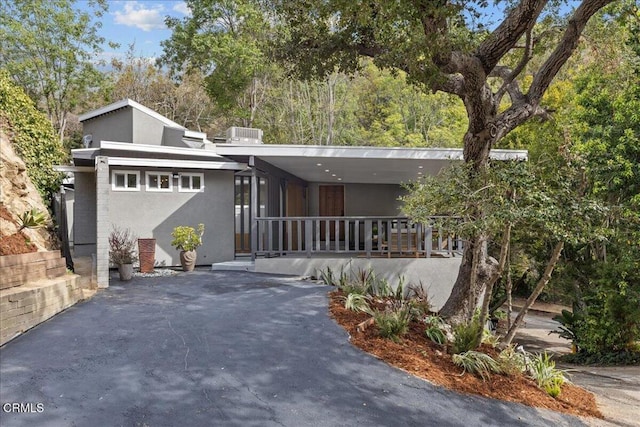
[0,270,588,426]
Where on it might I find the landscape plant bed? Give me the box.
[328,290,602,420]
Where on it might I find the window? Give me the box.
[112,170,140,191]
[179,173,204,192]
[146,171,173,192]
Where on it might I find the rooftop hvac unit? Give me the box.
[226,127,263,144]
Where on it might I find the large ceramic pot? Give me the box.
[180,250,197,271]
[118,263,134,281]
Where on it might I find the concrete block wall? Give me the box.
[0,275,81,346]
[0,251,67,290]
[0,251,83,346]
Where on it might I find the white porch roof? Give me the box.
[214,144,528,184]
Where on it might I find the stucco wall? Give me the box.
[73,172,97,257]
[132,109,167,145]
[83,109,133,146]
[107,168,235,266]
[308,183,405,216]
[254,257,462,311]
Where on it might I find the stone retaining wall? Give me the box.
[0,251,81,346]
[0,251,67,290]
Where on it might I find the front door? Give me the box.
[319,185,344,242]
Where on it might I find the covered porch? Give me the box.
[215,142,526,261]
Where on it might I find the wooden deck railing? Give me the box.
[253,216,463,258]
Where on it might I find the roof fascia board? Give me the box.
[107,157,246,171]
[215,144,528,161]
[99,141,227,159]
[79,99,185,130]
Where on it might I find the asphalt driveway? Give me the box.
[0,270,587,426]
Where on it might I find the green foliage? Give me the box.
[373,303,413,343]
[451,321,483,354]
[528,352,566,398]
[0,0,110,139]
[171,224,205,251]
[342,293,372,314]
[423,315,448,345]
[560,349,640,366]
[452,351,502,381]
[497,345,528,376]
[108,226,138,265]
[17,209,48,230]
[0,70,65,201]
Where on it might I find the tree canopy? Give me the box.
[0,0,110,141]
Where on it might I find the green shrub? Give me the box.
[452,351,502,381]
[18,208,48,230]
[0,71,65,201]
[498,345,528,376]
[373,304,413,342]
[342,293,372,314]
[423,315,447,345]
[171,224,205,251]
[452,320,483,354]
[425,326,447,345]
[528,352,566,398]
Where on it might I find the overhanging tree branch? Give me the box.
[528,0,615,103]
[475,0,548,73]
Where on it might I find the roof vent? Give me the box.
[225,127,263,144]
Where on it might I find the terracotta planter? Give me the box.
[138,238,156,273]
[118,263,134,281]
[180,250,197,271]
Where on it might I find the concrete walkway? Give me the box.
[514,310,640,427]
[1,270,590,426]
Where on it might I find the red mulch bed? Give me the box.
[0,205,37,255]
[328,291,602,420]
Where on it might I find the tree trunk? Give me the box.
[503,241,565,345]
[439,232,496,324]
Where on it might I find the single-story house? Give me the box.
[59,99,527,309]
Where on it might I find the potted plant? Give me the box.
[171,223,205,271]
[108,226,138,281]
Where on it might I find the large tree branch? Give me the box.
[528,0,615,103]
[495,25,534,105]
[476,0,548,73]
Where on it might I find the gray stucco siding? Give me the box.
[132,109,168,145]
[73,172,97,257]
[308,183,405,217]
[82,109,133,147]
[108,168,235,266]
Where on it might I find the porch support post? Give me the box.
[95,156,110,288]
[250,156,258,261]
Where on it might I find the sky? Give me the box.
[79,0,192,61]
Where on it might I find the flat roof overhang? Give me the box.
[214,144,528,185]
[70,142,246,170]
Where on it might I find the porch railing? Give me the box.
[253,216,463,258]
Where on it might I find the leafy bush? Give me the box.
[423,315,447,345]
[528,352,566,398]
[342,293,372,314]
[171,223,205,251]
[109,226,138,265]
[498,345,528,376]
[18,209,48,230]
[451,320,483,354]
[0,70,65,201]
[452,351,502,381]
[373,304,413,342]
